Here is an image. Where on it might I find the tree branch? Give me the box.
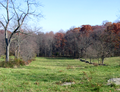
[0,21,5,29]
[0,2,6,9]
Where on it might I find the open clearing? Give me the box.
[0,57,120,92]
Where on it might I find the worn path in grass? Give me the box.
[0,57,120,92]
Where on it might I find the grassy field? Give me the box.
[0,57,120,92]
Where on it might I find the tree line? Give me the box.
[0,21,120,64]
[0,0,119,65]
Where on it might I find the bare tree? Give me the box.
[91,29,115,64]
[35,31,45,56]
[44,31,54,57]
[20,32,37,61]
[86,46,98,64]
[0,0,42,62]
[77,32,92,59]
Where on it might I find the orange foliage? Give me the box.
[106,23,120,49]
[80,25,93,36]
[107,23,120,34]
[80,25,93,32]
[54,33,65,48]
[73,27,81,32]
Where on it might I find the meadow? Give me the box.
[0,57,120,92]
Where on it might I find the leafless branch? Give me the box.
[11,0,18,19]
[0,2,6,9]
[15,31,31,35]
[2,15,7,23]
[0,21,5,29]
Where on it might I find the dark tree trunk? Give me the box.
[90,57,91,63]
[98,58,99,64]
[5,30,10,62]
[101,55,104,64]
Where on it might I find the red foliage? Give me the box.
[54,33,65,49]
[80,25,93,32]
[80,25,93,36]
[106,23,120,34]
[112,23,120,34]
[105,23,120,49]
[73,27,81,32]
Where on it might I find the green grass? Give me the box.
[0,57,120,92]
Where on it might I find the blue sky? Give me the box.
[1,0,120,32]
[35,0,120,33]
[0,0,119,33]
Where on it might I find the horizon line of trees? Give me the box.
[0,21,120,64]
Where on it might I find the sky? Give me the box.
[37,0,120,33]
[0,0,119,33]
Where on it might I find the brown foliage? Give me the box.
[80,25,93,36]
[80,25,93,32]
[106,23,120,34]
[54,32,65,48]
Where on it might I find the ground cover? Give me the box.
[0,57,120,92]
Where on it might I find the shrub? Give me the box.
[14,58,26,65]
[0,58,26,68]
[1,55,5,59]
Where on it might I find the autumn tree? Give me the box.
[53,32,65,56]
[80,25,93,36]
[0,0,42,62]
[64,27,79,57]
[105,22,120,56]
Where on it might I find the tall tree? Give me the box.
[0,0,42,62]
[64,28,79,57]
[53,32,65,56]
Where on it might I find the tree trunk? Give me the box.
[73,50,75,57]
[6,44,10,62]
[5,30,10,62]
[59,52,61,56]
[90,57,91,63]
[101,55,104,64]
[85,56,86,61]
[45,48,46,57]
[78,52,80,58]
[17,45,20,59]
[50,45,52,57]
[98,58,99,64]
[16,32,20,59]
[80,49,83,57]
[15,45,20,59]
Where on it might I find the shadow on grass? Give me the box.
[114,65,120,68]
[45,57,75,60]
